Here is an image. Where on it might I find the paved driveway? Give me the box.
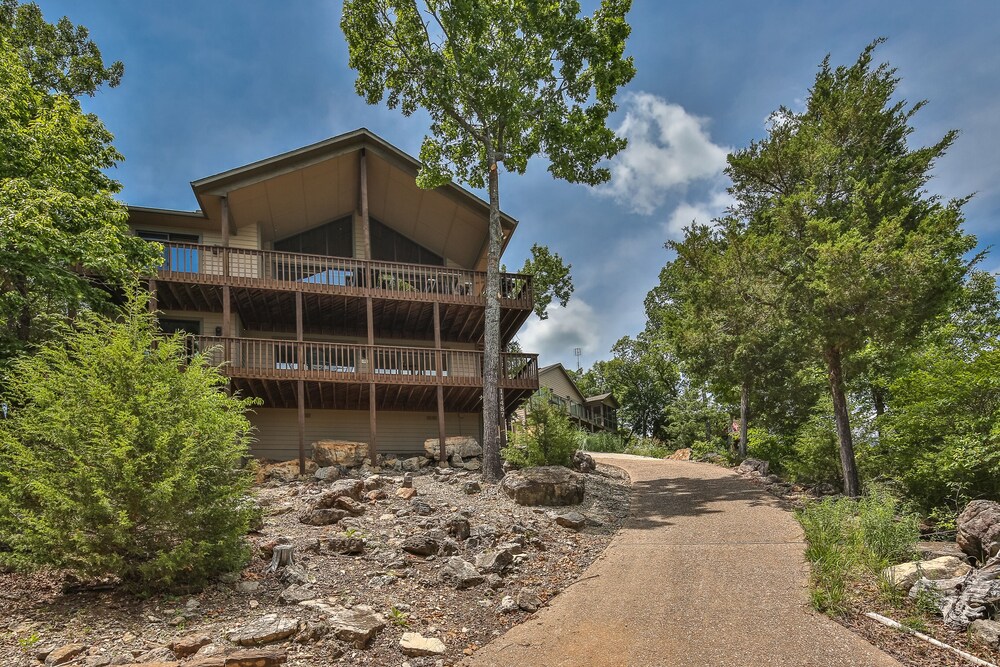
[464,454,901,667]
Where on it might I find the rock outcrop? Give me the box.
[312,440,369,468]
[500,466,585,506]
[957,500,1000,562]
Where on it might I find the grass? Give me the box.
[796,486,919,615]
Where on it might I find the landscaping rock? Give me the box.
[970,619,1000,649]
[257,459,317,484]
[916,540,970,563]
[402,532,442,557]
[908,576,965,612]
[299,600,385,647]
[315,479,364,505]
[440,557,484,589]
[186,648,287,667]
[497,595,519,614]
[332,496,366,516]
[133,646,176,663]
[554,511,587,530]
[943,553,1000,629]
[167,633,210,658]
[279,584,317,604]
[401,457,423,472]
[424,435,482,461]
[475,549,513,574]
[516,588,541,612]
[666,448,691,461]
[501,466,585,506]
[313,466,339,482]
[442,513,471,540]
[226,614,299,646]
[399,632,446,657]
[396,487,418,500]
[326,535,365,555]
[957,500,1000,561]
[463,458,482,471]
[299,508,347,526]
[571,450,596,473]
[312,440,369,468]
[737,458,769,476]
[45,644,88,666]
[463,480,482,494]
[882,555,972,592]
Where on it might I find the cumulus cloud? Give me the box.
[514,299,602,368]
[663,189,735,237]
[600,92,730,215]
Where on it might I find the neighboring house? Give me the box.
[130,128,539,463]
[515,363,618,433]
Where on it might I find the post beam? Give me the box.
[367,296,376,463]
[148,279,157,313]
[360,148,371,260]
[434,301,446,465]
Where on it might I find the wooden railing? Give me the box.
[193,336,538,389]
[153,242,532,308]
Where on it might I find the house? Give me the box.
[516,363,618,433]
[130,128,539,466]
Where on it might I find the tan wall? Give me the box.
[249,408,482,460]
[158,309,242,336]
[539,368,585,404]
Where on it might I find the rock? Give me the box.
[315,479,364,505]
[500,466,585,506]
[313,466,340,482]
[365,489,387,501]
[463,480,482,495]
[439,557,484,589]
[463,458,482,471]
[916,541,971,563]
[167,634,210,658]
[665,448,691,461]
[439,538,461,555]
[256,459,317,484]
[970,619,1000,649]
[424,436,482,461]
[411,499,434,516]
[299,600,385,647]
[554,511,587,530]
[399,632,447,657]
[294,621,330,644]
[133,647,176,663]
[908,576,965,613]
[497,595,519,614]
[326,535,365,555]
[944,554,1000,629]
[402,532,441,557]
[572,450,596,473]
[475,549,513,574]
[396,487,418,500]
[279,584,317,604]
[312,440,369,468]
[737,458,769,476]
[237,580,261,593]
[516,588,541,612]
[402,472,414,489]
[882,555,972,592]
[442,514,471,540]
[811,482,838,496]
[957,500,1000,561]
[226,614,300,646]
[401,457,423,472]
[450,453,465,468]
[299,508,347,526]
[186,648,287,667]
[332,496,366,516]
[46,644,89,665]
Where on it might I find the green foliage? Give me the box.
[796,488,919,614]
[784,400,844,486]
[622,436,671,459]
[518,243,574,320]
[0,294,260,593]
[745,427,792,472]
[0,5,158,367]
[580,430,625,453]
[504,391,580,467]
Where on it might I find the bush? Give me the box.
[745,427,793,472]
[504,391,580,467]
[623,436,672,459]
[0,295,260,592]
[785,401,844,486]
[580,431,625,453]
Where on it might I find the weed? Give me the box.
[389,607,409,628]
[17,633,40,652]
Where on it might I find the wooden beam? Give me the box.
[297,379,306,475]
[369,381,377,464]
[434,301,447,465]
[360,148,371,260]
[148,279,157,313]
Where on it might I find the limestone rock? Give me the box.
[186,648,287,667]
[299,508,347,526]
[497,595,519,614]
[501,466,585,506]
[882,555,971,592]
[666,448,692,461]
[737,458,769,476]
[440,557,484,589]
[516,588,541,612]
[256,459,317,484]
[908,576,965,613]
[132,646,176,663]
[424,436,482,461]
[475,549,513,574]
[572,450,596,473]
[279,584,317,605]
[313,466,339,482]
[312,440,369,468]
[226,614,299,646]
[916,540,971,563]
[957,500,1000,561]
[299,600,385,647]
[399,632,446,657]
[326,535,365,555]
[554,511,587,530]
[167,633,210,658]
[315,479,364,506]
[45,644,88,666]
[332,496,366,516]
[970,619,1000,649]
[943,554,1000,629]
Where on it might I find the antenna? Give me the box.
[574,347,582,371]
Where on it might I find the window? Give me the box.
[274,217,354,258]
[370,218,444,266]
[138,230,200,272]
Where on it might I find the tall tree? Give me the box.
[726,40,976,495]
[0,2,156,366]
[341,0,634,480]
[519,243,573,321]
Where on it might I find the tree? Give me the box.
[0,2,157,367]
[341,0,635,481]
[0,294,260,592]
[725,40,976,496]
[503,389,579,468]
[518,243,573,320]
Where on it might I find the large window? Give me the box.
[137,230,200,272]
[274,217,354,258]
[370,218,444,266]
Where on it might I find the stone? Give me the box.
[299,600,385,648]
[497,595,519,614]
[572,450,596,473]
[333,496,366,516]
[168,634,210,658]
[665,448,691,461]
[501,466,585,506]
[486,573,504,590]
[312,440,369,468]
[402,472,414,488]
[737,458,769,476]
[401,457,423,472]
[424,435,482,461]
[439,538,461,556]
[944,554,1000,629]
[516,588,541,612]
[365,489,387,501]
[402,532,441,557]
[439,557,484,589]
[475,549,513,574]
[279,584,317,604]
[463,458,482,471]
[970,619,1000,649]
[326,535,365,555]
[881,555,972,592]
[46,644,89,666]
[186,648,287,667]
[226,614,300,646]
[442,514,471,540]
[396,487,418,500]
[83,657,111,667]
[450,453,465,468]
[237,580,261,593]
[315,479,364,505]
[957,500,1000,561]
[411,499,434,516]
[133,647,176,663]
[299,508,347,526]
[399,632,446,657]
[554,511,587,530]
[463,480,482,494]
[313,466,340,482]
[256,459,317,484]
[908,576,965,613]
[916,540,971,563]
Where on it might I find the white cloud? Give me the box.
[663,189,735,237]
[514,299,602,369]
[600,92,730,215]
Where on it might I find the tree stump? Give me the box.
[268,544,295,572]
[944,554,1000,629]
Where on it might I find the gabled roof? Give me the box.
[585,392,620,408]
[538,363,587,404]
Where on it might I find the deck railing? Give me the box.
[193,336,538,389]
[153,242,532,308]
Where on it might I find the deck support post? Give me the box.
[360,148,371,260]
[147,279,157,313]
[296,291,305,475]
[434,301,446,465]
[220,196,231,363]
[367,296,376,463]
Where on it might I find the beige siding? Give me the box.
[539,367,585,404]
[353,212,366,259]
[157,309,241,336]
[249,408,482,461]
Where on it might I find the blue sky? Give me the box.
[36,1,1000,369]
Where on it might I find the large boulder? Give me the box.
[312,440,369,468]
[957,500,1000,561]
[501,466,585,507]
[256,459,317,484]
[423,436,482,461]
[881,555,971,593]
[737,458,769,476]
[571,450,596,473]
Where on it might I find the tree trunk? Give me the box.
[824,345,861,497]
[739,381,750,458]
[481,155,504,482]
[871,386,886,445]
